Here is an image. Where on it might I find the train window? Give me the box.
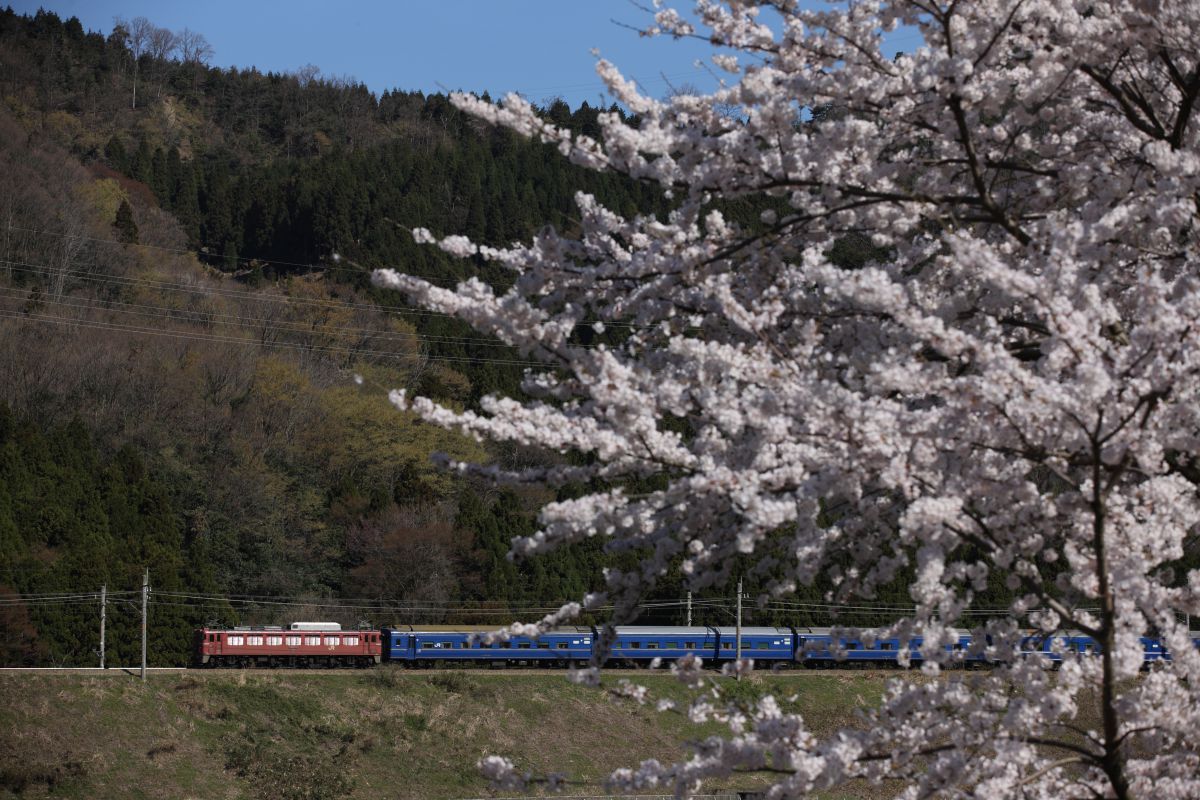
[880,643,893,651]
[668,642,679,648]
[518,643,531,649]
[228,636,244,646]
[325,637,340,646]
[722,643,733,650]
[501,642,511,649]
[557,643,569,650]
[537,643,550,649]
[646,643,657,649]
[685,642,696,649]
[286,635,300,646]
[631,642,641,649]
[305,636,320,646]
[345,636,358,646]
[247,636,263,646]
[757,643,768,650]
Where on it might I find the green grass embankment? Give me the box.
[0,669,901,800]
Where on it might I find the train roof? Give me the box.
[232,625,284,631]
[711,627,794,636]
[198,626,376,632]
[793,627,968,638]
[387,625,593,634]
[611,626,713,636]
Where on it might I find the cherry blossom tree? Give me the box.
[374,1,1200,797]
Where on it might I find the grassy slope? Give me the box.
[0,669,906,800]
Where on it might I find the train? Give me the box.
[193,622,1200,669]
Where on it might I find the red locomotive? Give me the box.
[194,622,382,668]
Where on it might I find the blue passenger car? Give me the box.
[797,627,923,665]
[607,626,717,663]
[711,627,794,663]
[1017,631,1100,664]
[383,625,593,666]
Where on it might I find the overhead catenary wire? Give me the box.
[0,254,533,334]
[5,586,1046,617]
[2,589,1091,627]
[152,589,722,607]
[0,281,568,352]
[150,591,725,615]
[0,256,656,355]
[0,589,137,598]
[4,224,667,332]
[0,307,553,369]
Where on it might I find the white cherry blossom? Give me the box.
[375,2,1200,797]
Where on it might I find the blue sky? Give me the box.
[12,1,741,107]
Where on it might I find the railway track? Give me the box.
[0,665,921,676]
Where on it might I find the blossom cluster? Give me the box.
[375,2,1200,797]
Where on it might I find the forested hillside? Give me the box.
[0,8,981,665]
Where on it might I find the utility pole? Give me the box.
[140,569,149,682]
[686,591,692,627]
[99,584,106,670]
[735,577,743,681]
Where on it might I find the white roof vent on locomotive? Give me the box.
[288,621,342,631]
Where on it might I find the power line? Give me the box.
[0,307,551,368]
[8,222,507,293]
[0,255,502,328]
[0,282,553,352]
[4,226,663,332]
[0,256,652,350]
[0,590,137,598]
